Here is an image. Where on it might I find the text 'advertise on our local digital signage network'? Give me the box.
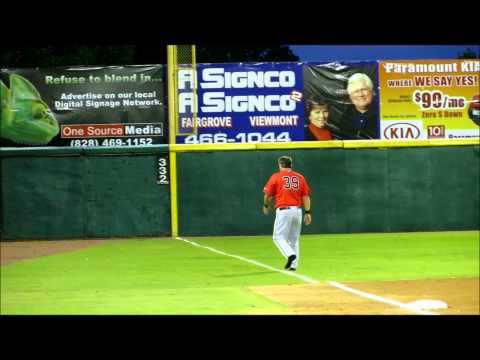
[175,63,305,144]
[379,59,480,140]
[0,66,167,148]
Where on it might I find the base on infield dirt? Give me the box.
[250,278,478,315]
[406,299,448,311]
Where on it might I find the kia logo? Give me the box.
[383,123,421,139]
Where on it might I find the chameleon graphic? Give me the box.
[1,73,59,145]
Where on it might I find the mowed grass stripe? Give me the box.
[1,239,300,291]
[2,287,290,315]
[1,231,478,314]
[1,238,297,314]
[186,231,479,281]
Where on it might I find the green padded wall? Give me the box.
[177,151,272,236]
[388,147,435,231]
[343,149,389,233]
[176,148,354,236]
[1,156,85,239]
[2,145,478,240]
[177,146,479,236]
[299,148,348,234]
[1,148,170,240]
[429,146,479,230]
[176,148,351,236]
[84,155,170,237]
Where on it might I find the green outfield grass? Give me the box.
[1,230,478,314]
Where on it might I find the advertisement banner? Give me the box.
[303,61,380,140]
[379,59,480,140]
[0,66,167,147]
[176,62,304,144]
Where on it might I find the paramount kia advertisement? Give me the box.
[379,59,480,140]
[0,66,167,147]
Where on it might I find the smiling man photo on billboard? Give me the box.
[338,72,379,139]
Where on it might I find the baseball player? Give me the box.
[262,156,311,271]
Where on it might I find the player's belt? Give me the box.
[278,206,299,210]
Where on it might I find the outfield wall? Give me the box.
[175,141,479,236]
[1,142,478,239]
[0,146,171,240]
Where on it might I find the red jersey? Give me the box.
[263,169,311,208]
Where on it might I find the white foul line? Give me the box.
[176,237,319,284]
[176,236,439,315]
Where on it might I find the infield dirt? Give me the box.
[0,239,107,266]
[250,278,479,315]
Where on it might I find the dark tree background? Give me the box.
[2,44,476,68]
[0,45,299,68]
[457,48,479,59]
[196,45,299,63]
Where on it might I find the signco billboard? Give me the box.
[175,62,304,144]
[175,61,384,143]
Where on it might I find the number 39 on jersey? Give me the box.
[282,175,299,190]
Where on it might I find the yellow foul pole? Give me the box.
[167,45,179,237]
